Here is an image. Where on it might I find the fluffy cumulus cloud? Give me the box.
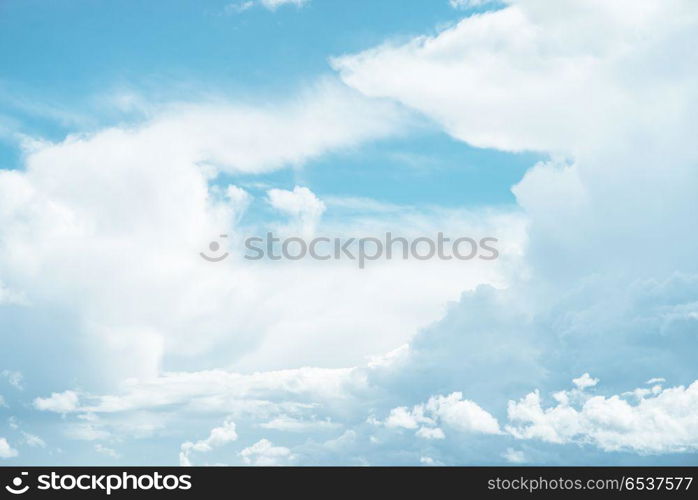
[328,0,698,462]
[240,439,294,465]
[334,0,698,284]
[573,373,599,390]
[334,0,698,156]
[180,418,238,466]
[28,366,698,464]
[33,391,80,413]
[507,379,698,454]
[427,393,501,435]
[379,392,501,439]
[266,186,326,235]
[0,438,18,459]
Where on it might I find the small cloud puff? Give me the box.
[0,438,18,459]
[95,444,120,459]
[240,439,294,465]
[180,418,238,466]
[1,370,24,390]
[502,448,526,463]
[33,391,79,414]
[267,185,326,235]
[380,392,501,438]
[572,373,599,390]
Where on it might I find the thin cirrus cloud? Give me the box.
[449,0,497,9]
[226,0,309,14]
[259,0,308,10]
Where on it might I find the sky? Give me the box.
[0,0,697,466]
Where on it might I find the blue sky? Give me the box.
[1,0,534,207]
[1,0,697,466]
[1,0,467,95]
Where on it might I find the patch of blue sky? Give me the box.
[221,133,542,226]
[1,0,520,207]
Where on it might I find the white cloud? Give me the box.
[1,370,23,390]
[225,0,308,14]
[334,0,698,155]
[33,391,79,413]
[333,0,698,287]
[572,373,599,390]
[260,415,340,432]
[65,424,110,441]
[507,379,698,454]
[49,367,360,414]
[0,438,18,459]
[449,0,497,9]
[259,0,308,11]
[502,447,526,463]
[647,378,666,385]
[95,443,120,458]
[234,204,522,372]
[225,1,255,14]
[426,392,502,434]
[187,419,238,453]
[266,186,326,235]
[415,426,445,440]
[0,75,517,379]
[385,406,432,430]
[381,392,501,437]
[330,0,698,463]
[226,185,252,219]
[9,0,698,467]
[180,418,238,466]
[240,439,294,465]
[22,432,46,448]
[0,281,27,305]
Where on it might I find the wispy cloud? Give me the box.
[225,0,309,15]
